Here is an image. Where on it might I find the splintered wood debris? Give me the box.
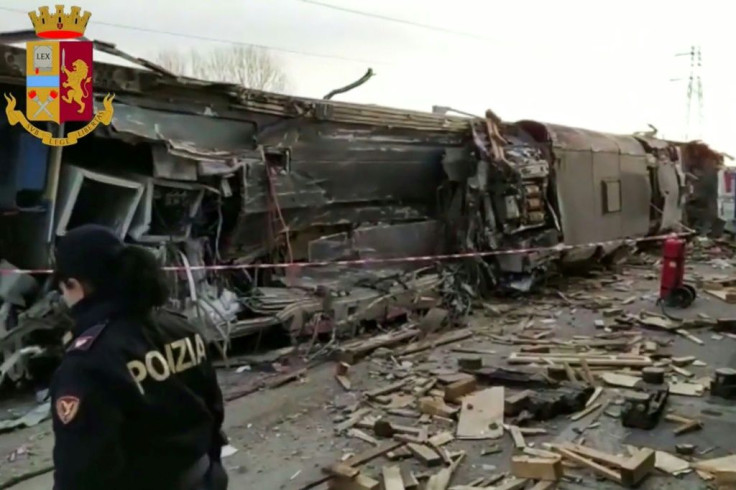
[298,267,736,490]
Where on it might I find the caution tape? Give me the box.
[0,231,689,276]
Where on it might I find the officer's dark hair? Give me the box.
[54,225,169,314]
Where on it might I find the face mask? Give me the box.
[59,280,83,307]
[61,292,78,307]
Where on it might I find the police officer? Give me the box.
[50,224,228,490]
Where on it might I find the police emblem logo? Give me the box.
[56,396,80,425]
[2,5,116,147]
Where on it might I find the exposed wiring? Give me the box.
[215,193,224,262]
[265,164,294,264]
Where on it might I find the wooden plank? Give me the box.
[419,397,457,418]
[335,408,371,433]
[407,443,442,467]
[400,329,473,356]
[555,447,622,484]
[509,425,526,449]
[654,451,691,475]
[495,478,530,490]
[562,362,577,382]
[511,455,564,481]
[509,354,652,367]
[366,379,409,399]
[425,452,465,490]
[580,358,596,385]
[524,447,558,459]
[561,443,627,468]
[456,387,504,440]
[348,428,378,446]
[386,446,412,461]
[620,448,655,487]
[669,382,705,397]
[328,474,380,490]
[323,463,360,479]
[693,454,736,474]
[570,403,602,421]
[600,372,640,388]
[528,481,557,490]
[400,466,419,489]
[444,377,477,403]
[344,441,404,467]
[585,387,603,408]
[676,329,704,345]
[303,442,403,490]
[382,465,405,490]
[428,431,454,447]
[336,375,352,391]
[671,366,693,378]
[436,372,475,385]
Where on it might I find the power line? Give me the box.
[674,46,704,140]
[299,0,500,42]
[298,0,662,59]
[0,6,393,66]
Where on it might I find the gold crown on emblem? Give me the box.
[28,5,91,39]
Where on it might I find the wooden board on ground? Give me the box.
[669,382,705,397]
[619,448,655,487]
[693,454,736,474]
[706,288,736,304]
[400,329,473,356]
[407,443,442,467]
[401,466,419,489]
[456,387,504,440]
[599,373,640,388]
[654,451,691,475]
[382,465,405,490]
[328,473,380,490]
[337,328,420,363]
[511,455,563,481]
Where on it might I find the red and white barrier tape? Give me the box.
[0,231,689,276]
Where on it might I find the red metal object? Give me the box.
[659,235,687,300]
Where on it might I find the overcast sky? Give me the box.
[2,0,733,156]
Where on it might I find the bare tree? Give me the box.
[155,45,290,93]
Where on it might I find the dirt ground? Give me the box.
[2,249,736,489]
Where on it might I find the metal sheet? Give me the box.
[93,100,257,158]
[592,149,623,241]
[658,164,683,231]
[620,153,652,237]
[555,148,595,245]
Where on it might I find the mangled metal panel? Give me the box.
[635,136,684,234]
[227,121,462,260]
[128,177,205,243]
[353,221,443,262]
[675,141,724,234]
[55,164,144,238]
[518,122,650,249]
[92,99,258,165]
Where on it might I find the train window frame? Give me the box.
[264,147,291,174]
[602,179,622,214]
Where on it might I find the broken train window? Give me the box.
[602,179,622,214]
[264,148,291,174]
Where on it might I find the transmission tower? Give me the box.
[674,46,704,140]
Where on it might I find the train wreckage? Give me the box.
[0,37,724,387]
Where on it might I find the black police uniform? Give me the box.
[51,296,227,490]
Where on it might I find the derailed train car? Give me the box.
[0,39,691,382]
[440,112,685,292]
